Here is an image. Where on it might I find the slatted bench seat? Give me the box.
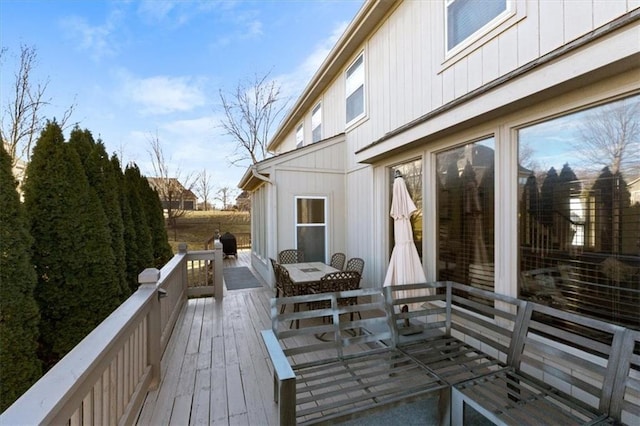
[451,301,629,425]
[384,282,527,387]
[260,288,448,425]
[263,282,639,425]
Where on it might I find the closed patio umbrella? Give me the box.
[384,172,426,331]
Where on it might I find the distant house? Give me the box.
[147,177,197,211]
[235,191,251,211]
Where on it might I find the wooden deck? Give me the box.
[136,250,280,425]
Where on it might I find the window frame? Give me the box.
[295,122,304,148]
[294,196,328,263]
[345,52,366,127]
[442,0,524,70]
[311,102,322,143]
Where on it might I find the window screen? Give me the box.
[447,0,507,50]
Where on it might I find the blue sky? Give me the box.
[1,0,363,198]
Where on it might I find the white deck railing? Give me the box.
[0,242,224,425]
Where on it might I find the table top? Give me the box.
[281,262,339,284]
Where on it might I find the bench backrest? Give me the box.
[270,288,391,368]
[609,328,640,424]
[511,302,628,417]
[384,282,527,364]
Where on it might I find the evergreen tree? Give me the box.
[0,144,41,411]
[23,121,119,368]
[140,178,173,268]
[69,128,129,300]
[111,156,140,292]
[124,164,154,283]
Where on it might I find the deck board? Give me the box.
[137,250,278,426]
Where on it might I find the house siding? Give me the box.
[244,0,639,291]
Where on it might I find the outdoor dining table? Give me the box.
[281,262,340,286]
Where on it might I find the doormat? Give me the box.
[223,266,263,290]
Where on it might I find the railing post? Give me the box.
[214,240,224,301]
[139,268,162,389]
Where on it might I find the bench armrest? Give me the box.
[261,329,296,424]
[261,329,295,381]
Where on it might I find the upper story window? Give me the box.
[346,53,365,125]
[311,103,322,143]
[296,123,304,148]
[446,0,508,51]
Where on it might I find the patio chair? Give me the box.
[269,258,280,297]
[329,252,346,270]
[345,257,365,276]
[278,249,304,264]
[276,265,308,327]
[310,270,362,320]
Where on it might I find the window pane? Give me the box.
[518,95,640,330]
[312,103,322,143]
[437,138,495,291]
[447,0,507,50]
[296,124,303,148]
[297,226,325,262]
[390,160,422,260]
[297,198,325,224]
[346,54,364,123]
[346,85,364,123]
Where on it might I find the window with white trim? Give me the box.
[345,53,365,125]
[312,103,322,143]
[295,197,327,262]
[446,0,508,51]
[295,123,304,148]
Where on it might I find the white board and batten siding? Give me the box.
[255,0,639,287]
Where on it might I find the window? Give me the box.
[518,95,640,330]
[296,197,327,262]
[312,103,322,143]
[446,0,508,51]
[390,160,423,259]
[296,123,304,148]
[346,53,365,125]
[436,138,496,292]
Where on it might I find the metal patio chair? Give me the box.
[278,249,304,264]
[329,252,346,270]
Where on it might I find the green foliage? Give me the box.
[0,144,42,411]
[124,164,154,284]
[23,121,120,368]
[112,155,140,292]
[140,180,173,268]
[69,128,129,300]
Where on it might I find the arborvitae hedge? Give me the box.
[69,128,129,301]
[139,178,173,268]
[23,121,120,368]
[124,164,154,285]
[0,144,42,411]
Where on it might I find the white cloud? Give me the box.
[118,73,207,115]
[59,9,123,60]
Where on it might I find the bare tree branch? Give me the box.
[195,169,214,211]
[215,186,237,210]
[574,98,640,176]
[1,45,76,166]
[218,71,288,166]
[147,131,195,227]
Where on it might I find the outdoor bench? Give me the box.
[262,282,640,425]
[260,288,448,425]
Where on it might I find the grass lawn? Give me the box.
[166,210,250,253]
